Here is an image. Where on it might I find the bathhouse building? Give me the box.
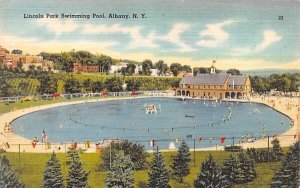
[176,61,251,99]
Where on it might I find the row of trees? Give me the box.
[1,140,297,187]
[62,76,179,94]
[98,141,191,187]
[99,140,256,187]
[41,50,113,73]
[1,61,299,97]
[43,147,88,188]
[194,151,256,187]
[246,138,283,163]
[41,50,193,76]
[251,73,299,93]
[123,60,193,77]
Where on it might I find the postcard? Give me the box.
[0,0,299,187]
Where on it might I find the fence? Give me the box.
[0,134,298,187]
[1,134,298,165]
[0,90,170,103]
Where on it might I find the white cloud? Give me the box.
[37,19,79,35]
[255,30,282,51]
[231,30,282,56]
[82,23,158,49]
[160,23,196,52]
[197,19,234,48]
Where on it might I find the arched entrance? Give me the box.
[186,91,190,97]
[182,90,186,96]
[225,92,230,99]
[237,92,242,99]
[177,90,181,96]
[231,92,236,99]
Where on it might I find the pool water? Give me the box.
[12,98,290,149]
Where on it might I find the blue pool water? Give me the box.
[12,98,290,149]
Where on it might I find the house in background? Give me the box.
[134,65,143,74]
[72,62,99,73]
[0,46,53,71]
[109,62,128,74]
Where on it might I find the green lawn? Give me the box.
[0,150,283,188]
[0,95,131,115]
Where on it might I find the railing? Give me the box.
[0,90,169,103]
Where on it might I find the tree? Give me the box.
[193,67,200,76]
[227,69,241,75]
[194,154,229,188]
[91,81,103,93]
[126,63,136,75]
[238,152,256,183]
[106,150,134,188]
[278,75,292,93]
[93,55,112,73]
[61,52,75,72]
[182,65,192,73]
[197,67,209,74]
[82,79,92,93]
[105,77,123,92]
[171,141,191,183]
[100,55,112,73]
[16,62,23,72]
[148,147,170,188]
[38,75,58,94]
[271,138,283,160]
[222,154,236,187]
[126,79,141,91]
[99,140,149,171]
[170,63,182,77]
[250,76,269,93]
[142,59,153,76]
[120,67,127,76]
[28,64,36,71]
[0,81,12,97]
[43,152,64,188]
[1,156,9,166]
[0,156,24,188]
[155,60,168,76]
[271,141,300,188]
[223,152,256,185]
[66,148,89,188]
[64,77,82,93]
[36,66,43,72]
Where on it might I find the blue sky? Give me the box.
[0,0,299,70]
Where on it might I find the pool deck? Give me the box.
[0,95,299,153]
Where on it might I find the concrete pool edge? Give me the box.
[0,95,299,153]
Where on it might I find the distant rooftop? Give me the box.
[180,73,247,86]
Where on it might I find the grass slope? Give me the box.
[0,150,282,188]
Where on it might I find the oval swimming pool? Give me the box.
[12,98,290,149]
